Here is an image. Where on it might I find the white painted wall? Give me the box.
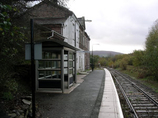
[63,15,80,48]
[63,15,75,46]
[62,14,85,72]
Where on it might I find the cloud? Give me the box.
[68,0,158,53]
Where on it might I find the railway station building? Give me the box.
[18,0,91,93]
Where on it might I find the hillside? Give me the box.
[90,51,123,57]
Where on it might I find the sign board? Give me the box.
[25,43,42,60]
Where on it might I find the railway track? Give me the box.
[107,68,158,118]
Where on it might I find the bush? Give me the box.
[120,58,128,70]
[120,61,127,70]
[4,79,18,94]
[0,3,27,101]
[0,77,18,100]
[2,92,13,101]
[133,50,145,67]
[113,60,121,69]
[137,71,147,79]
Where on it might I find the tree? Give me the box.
[132,50,145,67]
[90,55,100,69]
[98,57,107,67]
[119,57,128,70]
[145,20,158,80]
[0,3,25,99]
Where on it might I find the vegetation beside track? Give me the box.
[117,66,158,93]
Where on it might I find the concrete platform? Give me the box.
[36,70,104,118]
[98,68,124,118]
[64,74,86,94]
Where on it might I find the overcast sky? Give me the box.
[68,0,158,54]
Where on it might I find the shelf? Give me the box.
[38,78,61,81]
[64,59,74,61]
[38,74,57,79]
[38,68,61,71]
[38,59,61,61]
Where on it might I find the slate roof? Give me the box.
[34,17,66,25]
[26,0,73,18]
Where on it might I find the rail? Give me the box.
[108,68,158,118]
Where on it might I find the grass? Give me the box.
[140,78,158,93]
[118,65,158,93]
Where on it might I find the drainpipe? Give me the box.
[75,21,76,47]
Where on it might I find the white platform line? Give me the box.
[98,68,124,118]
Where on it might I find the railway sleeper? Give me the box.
[134,106,158,110]
[133,98,158,102]
[126,93,143,96]
[136,109,158,113]
[132,98,152,100]
[138,114,158,118]
[133,104,156,107]
[132,101,152,104]
[124,90,138,93]
[128,96,148,99]
[129,97,148,100]
[130,98,149,101]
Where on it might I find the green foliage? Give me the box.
[98,57,107,66]
[108,60,114,68]
[120,57,128,70]
[137,70,147,79]
[90,55,100,67]
[0,4,12,34]
[0,73,19,100]
[145,20,158,80]
[0,3,24,64]
[127,55,133,65]
[4,79,18,94]
[132,50,145,67]
[0,3,25,68]
[113,59,121,68]
[0,3,27,101]
[111,54,132,70]
[2,92,13,100]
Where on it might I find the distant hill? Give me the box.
[90,51,123,57]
